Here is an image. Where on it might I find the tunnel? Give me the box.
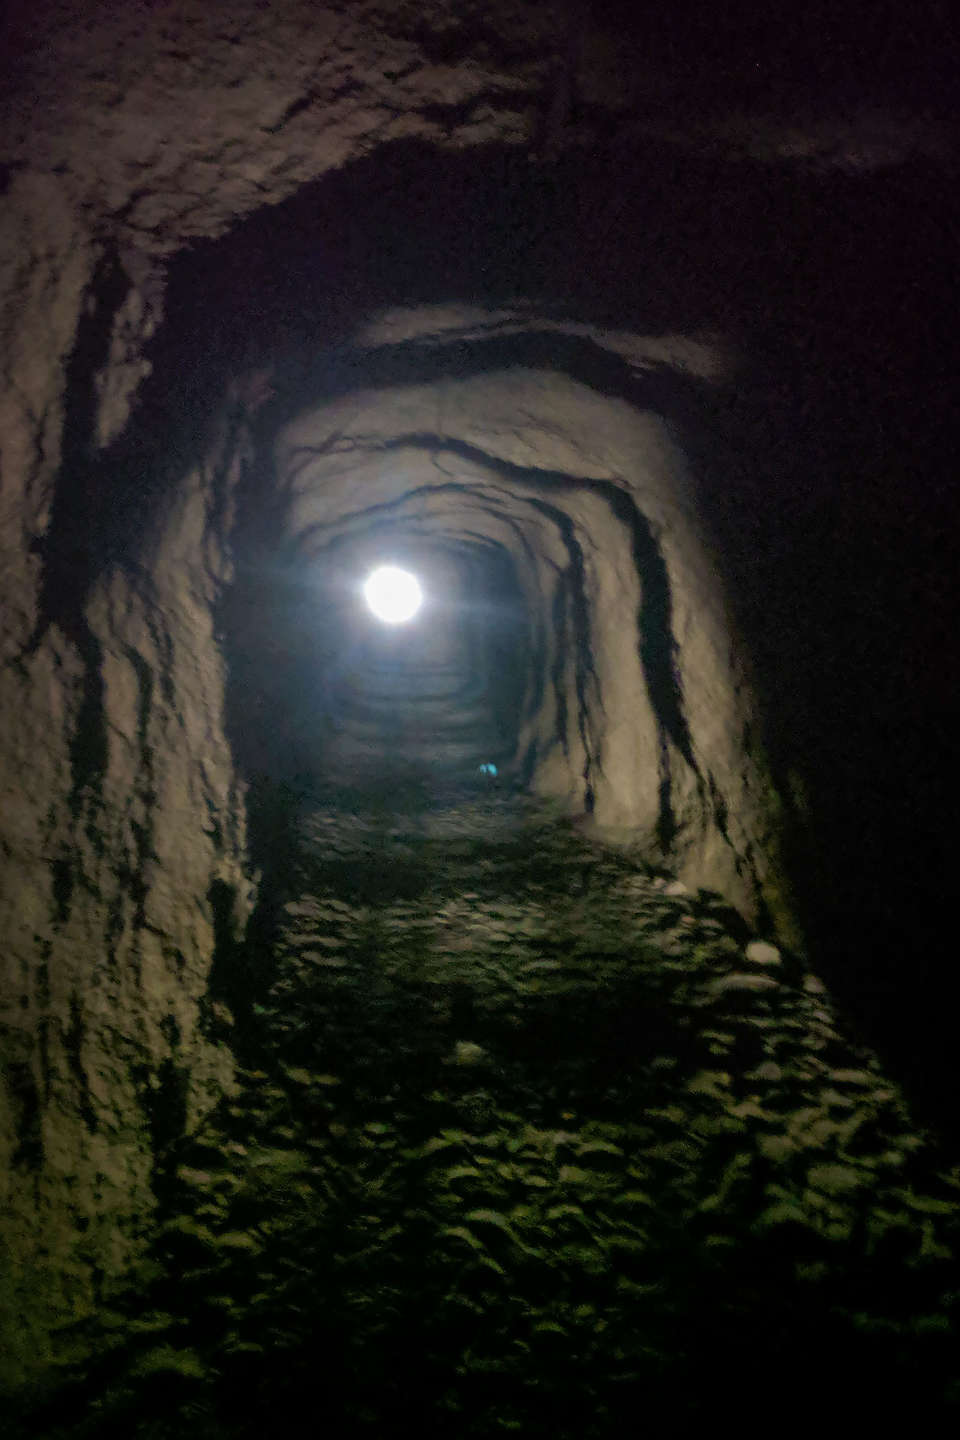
[1,2,958,1434]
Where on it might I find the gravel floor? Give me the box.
[27,785,960,1436]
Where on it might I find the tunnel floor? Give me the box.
[28,787,960,1436]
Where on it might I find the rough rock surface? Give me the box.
[0,404,253,1385]
[14,788,959,1434]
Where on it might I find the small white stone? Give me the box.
[451,1040,486,1067]
[745,940,781,966]
[664,880,689,897]
[710,972,779,993]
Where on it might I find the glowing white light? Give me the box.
[363,565,423,624]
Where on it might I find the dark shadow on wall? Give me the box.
[16,248,131,847]
[680,323,960,1143]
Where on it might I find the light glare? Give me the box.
[363,565,423,624]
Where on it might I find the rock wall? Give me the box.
[0,347,252,1382]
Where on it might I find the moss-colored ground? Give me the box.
[22,787,960,1435]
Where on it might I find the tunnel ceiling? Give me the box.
[0,0,957,1394]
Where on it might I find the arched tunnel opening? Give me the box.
[142,141,787,901]
[1,5,958,1434]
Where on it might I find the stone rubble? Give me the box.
[21,786,959,1435]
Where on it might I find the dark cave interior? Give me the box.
[1,2,958,1432]
[79,135,958,1123]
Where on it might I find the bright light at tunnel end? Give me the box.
[363,565,423,624]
